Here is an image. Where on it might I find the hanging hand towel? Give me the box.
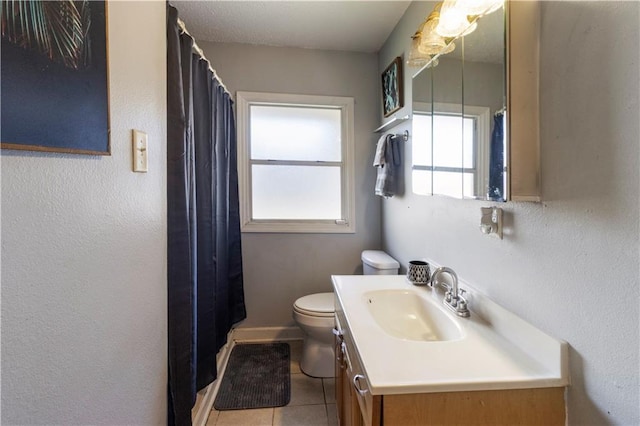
[373,134,387,167]
[375,134,401,198]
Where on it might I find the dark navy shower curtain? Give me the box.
[488,111,505,201]
[167,5,246,425]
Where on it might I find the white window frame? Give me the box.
[411,101,490,198]
[236,91,355,233]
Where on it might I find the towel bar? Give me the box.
[383,130,409,142]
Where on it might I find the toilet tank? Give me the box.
[361,250,399,275]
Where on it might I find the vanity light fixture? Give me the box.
[406,22,432,68]
[436,0,478,38]
[418,6,456,56]
[410,0,504,68]
[407,3,453,68]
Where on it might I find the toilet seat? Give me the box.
[293,292,334,318]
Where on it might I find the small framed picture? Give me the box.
[381,57,403,117]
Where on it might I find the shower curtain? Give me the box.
[167,5,246,425]
[488,111,505,201]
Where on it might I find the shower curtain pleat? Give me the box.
[167,5,246,425]
[193,57,217,392]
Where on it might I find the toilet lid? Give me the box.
[294,292,335,317]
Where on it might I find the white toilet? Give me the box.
[292,250,399,377]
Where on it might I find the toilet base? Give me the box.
[300,336,335,378]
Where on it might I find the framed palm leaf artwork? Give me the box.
[381,56,403,118]
[1,0,110,155]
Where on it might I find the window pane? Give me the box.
[250,105,341,161]
[433,171,463,198]
[412,169,432,195]
[412,113,432,166]
[463,172,475,198]
[462,117,475,168]
[252,165,341,220]
[433,115,463,167]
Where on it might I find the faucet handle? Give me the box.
[456,290,470,317]
[458,299,469,313]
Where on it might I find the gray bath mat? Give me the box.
[214,342,291,410]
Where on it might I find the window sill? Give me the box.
[241,220,355,234]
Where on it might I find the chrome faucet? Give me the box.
[429,266,470,317]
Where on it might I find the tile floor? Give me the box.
[206,340,338,426]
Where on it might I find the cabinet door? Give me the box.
[336,335,365,426]
[335,333,344,423]
[336,341,362,426]
[343,363,364,426]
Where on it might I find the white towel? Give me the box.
[373,134,387,167]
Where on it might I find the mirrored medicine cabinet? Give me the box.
[411,0,541,202]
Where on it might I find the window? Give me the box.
[236,92,355,233]
[412,102,490,198]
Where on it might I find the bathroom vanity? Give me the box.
[332,275,569,426]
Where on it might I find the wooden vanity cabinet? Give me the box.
[335,316,381,426]
[335,339,364,426]
[334,314,565,426]
[382,388,565,425]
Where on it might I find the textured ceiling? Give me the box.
[172,1,412,53]
[455,10,505,64]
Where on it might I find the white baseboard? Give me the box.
[191,326,303,426]
[192,331,235,426]
[232,326,304,343]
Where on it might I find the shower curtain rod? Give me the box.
[177,18,232,97]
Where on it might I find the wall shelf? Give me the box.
[374,115,410,133]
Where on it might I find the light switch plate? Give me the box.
[132,130,148,172]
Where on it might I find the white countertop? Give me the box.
[332,275,570,395]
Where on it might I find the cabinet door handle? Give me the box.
[338,342,347,369]
[341,342,349,369]
[352,374,368,396]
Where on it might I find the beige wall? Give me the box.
[1,1,167,424]
[379,1,639,424]
[199,41,381,327]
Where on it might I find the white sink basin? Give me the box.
[333,275,569,395]
[363,289,463,342]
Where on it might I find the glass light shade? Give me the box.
[436,0,478,37]
[406,32,431,68]
[419,20,447,55]
[461,21,478,36]
[407,36,441,69]
[441,40,456,54]
[456,0,503,16]
[418,9,456,56]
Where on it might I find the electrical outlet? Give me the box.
[132,130,148,172]
[480,206,503,239]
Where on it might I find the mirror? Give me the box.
[411,5,507,201]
